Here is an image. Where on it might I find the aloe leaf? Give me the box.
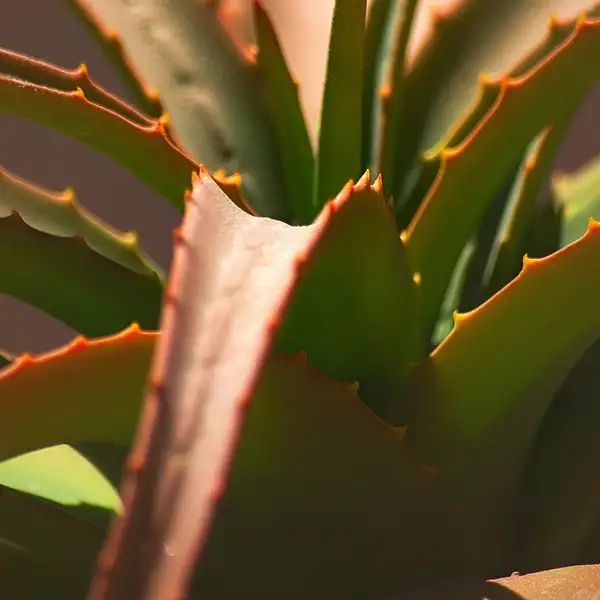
[456,167,519,313]
[405,15,600,339]
[0,166,163,335]
[0,483,106,599]
[277,172,421,416]
[392,0,598,200]
[361,0,393,171]
[402,220,600,574]
[90,171,440,600]
[0,326,154,461]
[431,241,475,348]
[376,0,419,186]
[394,17,573,221]
[67,1,163,117]
[314,0,366,210]
[552,153,600,246]
[516,335,600,572]
[253,1,314,225]
[484,102,580,296]
[0,47,155,127]
[392,564,600,600]
[0,67,195,212]
[72,0,290,220]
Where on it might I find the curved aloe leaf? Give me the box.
[0,166,163,335]
[552,153,600,246]
[66,1,163,117]
[0,326,154,461]
[90,170,443,600]
[405,15,600,339]
[403,220,600,575]
[0,47,155,126]
[254,1,314,225]
[72,0,290,220]
[0,66,195,212]
[361,0,393,171]
[0,483,106,599]
[484,100,580,296]
[376,0,419,185]
[392,0,598,199]
[314,0,366,210]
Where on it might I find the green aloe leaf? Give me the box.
[314,0,366,210]
[456,167,519,313]
[361,0,393,172]
[484,101,580,296]
[392,0,598,200]
[277,172,421,416]
[552,153,600,246]
[0,166,163,335]
[405,15,600,339]
[67,1,164,117]
[90,171,442,600]
[253,1,315,224]
[402,220,600,575]
[0,47,155,126]
[0,53,195,212]
[0,326,154,461]
[72,0,290,220]
[376,0,419,186]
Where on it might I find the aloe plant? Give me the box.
[1,0,600,598]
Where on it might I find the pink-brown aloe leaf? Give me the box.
[88,168,433,599]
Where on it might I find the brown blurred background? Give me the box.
[0,0,599,354]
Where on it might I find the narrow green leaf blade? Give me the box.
[314,0,366,210]
[254,1,315,224]
[0,166,164,335]
[403,220,600,574]
[485,102,579,296]
[405,15,600,338]
[377,0,420,186]
[73,0,290,220]
[361,0,394,171]
[0,54,195,212]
